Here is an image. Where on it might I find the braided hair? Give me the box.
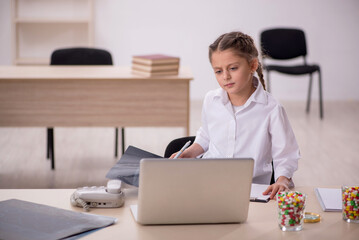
[209,31,266,91]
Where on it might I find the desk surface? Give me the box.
[0,186,358,240]
[0,66,193,80]
[0,65,193,80]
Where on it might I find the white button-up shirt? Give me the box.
[194,78,300,184]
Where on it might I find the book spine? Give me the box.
[132,69,179,77]
[132,58,180,66]
[132,63,179,72]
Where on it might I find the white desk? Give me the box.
[0,186,358,240]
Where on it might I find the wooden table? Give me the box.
[0,65,193,168]
[0,186,358,240]
[0,66,193,131]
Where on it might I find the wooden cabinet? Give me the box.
[11,0,93,65]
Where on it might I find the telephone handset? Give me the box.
[70,179,125,211]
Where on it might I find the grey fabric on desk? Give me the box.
[0,199,116,240]
[106,145,162,187]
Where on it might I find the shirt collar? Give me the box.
[213,77,268,106]
[248,77,267,105]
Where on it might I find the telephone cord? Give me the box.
[70,193,90,211]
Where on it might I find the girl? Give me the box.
[171,31,300,199]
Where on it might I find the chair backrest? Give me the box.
[164,136,196,158]
[50,47,113,65]
[260,28,307,60]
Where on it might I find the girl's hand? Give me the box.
[169,143,204,159]
[262,176,290,199]
[170,148,192,159]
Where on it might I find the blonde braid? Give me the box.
[256,61,266,91]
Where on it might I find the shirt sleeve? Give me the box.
[194,93,211,152]
[269,105,300,181]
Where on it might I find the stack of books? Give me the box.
[132,54,180,77]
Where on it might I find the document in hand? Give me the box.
[106,145,162,187]
[0,199,117,240]
[315,188,342,212]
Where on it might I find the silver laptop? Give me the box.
[130,158,254,225]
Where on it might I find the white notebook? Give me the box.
[315,188,342,212]
[250,184,270,202]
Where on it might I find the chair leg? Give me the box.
[48,128,55,170]
[266,69,271,93]
[121,127,125,155]
[115,127,118,158]
[306,74,313,113]
[46,128,51,159]
[318,69,324,119]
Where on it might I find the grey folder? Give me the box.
[0,199,116,240]
[106,145,162,187]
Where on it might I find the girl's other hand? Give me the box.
[169,143,205,159]
[262,176,290,199]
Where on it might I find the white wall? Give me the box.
[1,0,359,101]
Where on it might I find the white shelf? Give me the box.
[15,18,91,24]
[12,0,94,65]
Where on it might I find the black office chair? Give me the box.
[260,28,323,119]
[164,136,196,158]
[47,47,125,170]
[164,136,275,185]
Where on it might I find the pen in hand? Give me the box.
[173,141,191,159]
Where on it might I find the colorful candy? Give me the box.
[277,191,306,230]
[342,186,359,222]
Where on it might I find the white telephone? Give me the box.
[70,179,125,211]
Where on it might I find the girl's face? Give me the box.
[211,49,258,99]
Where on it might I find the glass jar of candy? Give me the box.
[342,186,359,223]
[277,191,306,231]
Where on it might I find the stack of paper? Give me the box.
[315,188,342,212]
